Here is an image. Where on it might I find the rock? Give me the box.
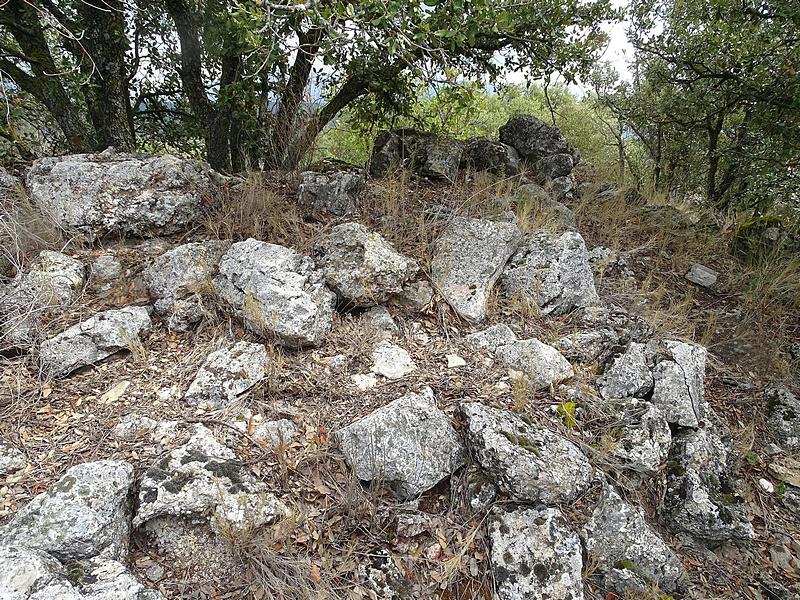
[465,468,498,512]
[91,255,123,281]
[361,305,399,337]
[0,441,26,476]
[499,115,570,162]
[134,425,287,536]
[577,304,655,346]
[313,223,419,306]
[459,137,520,176]
[495,339,574,390]
[370,340,417,380]
[112,414,157,441]
[515,184,576,230]
[1,250,86,350]
[414,136,464,180]
[533,153,574,180]
[298,165,365,216]
[39,306,151,377]
[597,342,653,400]
[212,239,336,347]
[446,354,466,368]
[184,341,267,408]
[662,425,755,542]
[142,240,231,331]
[231,414,296,446]
[582,483,686,593]
[465,324,518,352]
[0,460,133,561]
[554,328,619,364]
[369,130,404,177]
[369,129,463,180]
[393,280,433,311]
[460,402,593,504]
[26,151,215,241]
[501,231,599,316]
[650,340,708,428]
[351,373,378,390]
[606,398,671,476]
[686,263,718,288]
[550,175,577,201]
[489,506,583,600]
[335,388,466,499]
[766,384,800,449]
[431,217,522,323]
[0,544,83,600]
[77,558,165,599]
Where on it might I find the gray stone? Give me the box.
[0,544,84,600]
[515,184,576,230]
[460,137,520,176]
[766,384,800,449]
[313,223,419,306]
[431,217,522,323]
[26,151,215,241]
[394,280,433,311]
[39,306,151,377]
[606,398,671,476]
[489,506,583,600]
[335,388,466,499]
[361,305,399,337]
[212,239,336,347]
[499,115,570,161]
[601,568,649,597]
[1,251,86,350]
[582,483,685,593]
[686,263,718,288]
[0,460,133,561]
[370,340,417,379]
[662,425,755,542]
[533,153,574,180]
[134,425,287,536]
[231,416,296,447]
[91,255,123,281]
[111,414,157,441]
[298,168,365,216]
[495,339,574,390]
[142,240,231,331]
[554,328,619,364]
[77,558,165,600]
[369,130,404,178]
[369,130,463,180]
[650,340,708,428]
[460,402,593,504]
[550,174,577,201]
[597,342,653,400]
[501,231,599,316]
[464,324,518,353]
[415,136,464,180]
[0,441,26,476]
[184,341,267,408]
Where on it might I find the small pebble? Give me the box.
[759,478,774,493]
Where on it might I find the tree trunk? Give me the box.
[706,114,724,205]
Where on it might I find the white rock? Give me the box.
[759,478,774,493]
[597,342,653,400]
[464,324,518,352]
[91,254,123,281]
[298,168,365,216]
[184,341,267,408]
[446,354,466,368]
[370,340,417,379]
[766,384,800,449]
[0,544,84,600]
[650,340,708,427]
[495,338,574,390]
[685,263,718,288]
[0,441,26,476]
[352,373,378,390]
[607,398,671,476]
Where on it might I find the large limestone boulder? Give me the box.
[650,340,708,427]
[501,231,599,316]
[212,239,336,347]
[26,151,215,241]
[597,342,653,400]
[369,129,463,180]
[489,506,583,600]
[0,460,133,561]
[431,217,522,323]
[142,240,231,331]
[335,388,466,499]
[582,483,686,593]
[460,402,593,504]
[766,384,800,449]
[313,223,419,306]
[495,338,574,390]
[39,306,151,377]
[184,341,268,408]
[298,163,365,216]
[499,115,571,162]
[459,137,520,176]
[0,251,85,351]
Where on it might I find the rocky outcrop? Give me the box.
[142,240,231,331]
[26,151,215,241]
[489,506,583,600]
[501,231,599,316]
[495,339,574,390]
[650,340,708,427]
[460,402,593,504]
[606,398,671,476]
[184,341,268,408]
[460,137,520,176]
[499,115,571,162]
[370,129,464,180]
[313,223,419,306]
[213,239,336,347]
[39,306,151,376]
[431,217,522,323]
[335,388,466,499]
[0,250,85,350]
[298,164,365,216]
[597,342,653,400]
[766,384,800,449]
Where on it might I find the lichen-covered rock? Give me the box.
[26,151,215,241]
[597,342,653,400]
[313,223,419,306]
[369,129,463,180]
[91,254,123,281]
[212,239,336,347]
[550,174,578,201]
[606,398,671,476]
[231,413,297,447]
[554,328,619,364]
[460,137,520,176]
[465,323,518,353]
[184,341,267,408]
[134,425,287,536]
[432,217,522,323]
[414,136,464,180]
[662,425,754,542]
[335,388,466,499]
[1,250,85,350]
[0,460,133,561]
[502,231,599,316]
[77,558,166,600]
[495,339,574,390]
[650,340,708,427]
[533,153,574,180]
[39,306,151,377]
[515,184,576,231]
[0,441,26,476]
[460,402,593,504]
[393,280,433,311]
[369,130,405,178]
[142,240,231,331]
[582,483,686,593]
[370,340,417,379]
[766,384,800,449]
[499,115,571,161]
[489,506,583,600]
[298,166,365,216]
[361,305,399,338]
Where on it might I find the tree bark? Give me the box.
[705,113,724,205]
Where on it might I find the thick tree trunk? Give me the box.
[706,114,724,206]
